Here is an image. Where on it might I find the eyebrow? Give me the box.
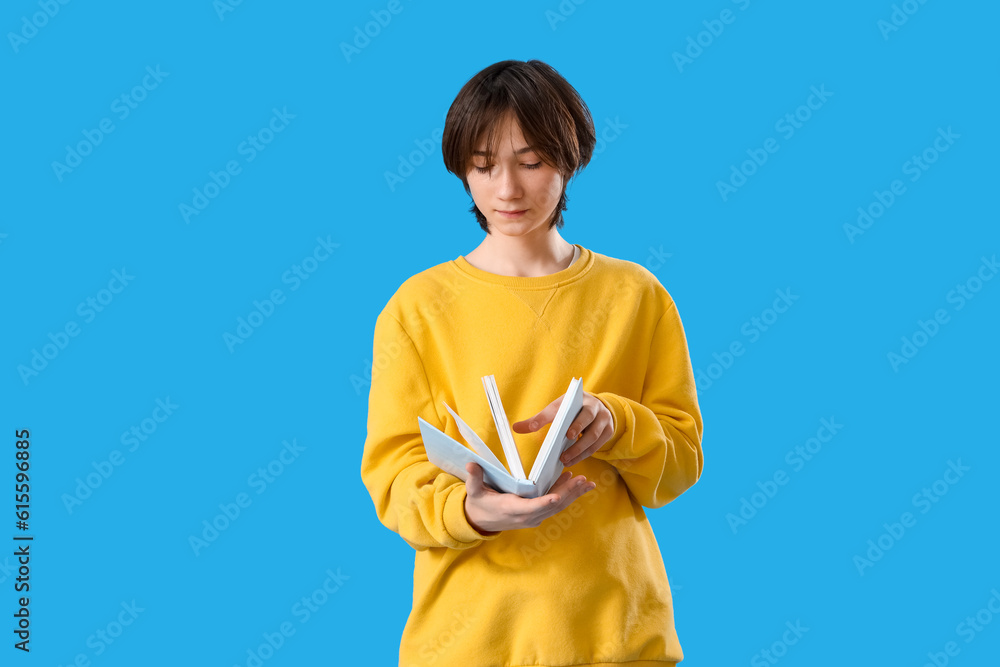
[472,146,537,156]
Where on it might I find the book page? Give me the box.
[442,402,507,473]
[528,377,584,494]
[418,417,523,495]
[482,375,527,480]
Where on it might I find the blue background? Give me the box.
[2,0,998,665]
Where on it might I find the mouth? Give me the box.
[497,209,527,218]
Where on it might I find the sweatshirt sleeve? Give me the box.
[360,309,502,551]
[591,299,704,509]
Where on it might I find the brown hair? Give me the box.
[441,60,596,233]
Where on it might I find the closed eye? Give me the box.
[474,162,542,174]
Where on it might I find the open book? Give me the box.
[417,376,584,498]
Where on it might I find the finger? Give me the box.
[559,419,607,466]
[560,424,593,464]
[562,422,613,467]
[534,470,573,506]
[511,395,564,433]
[547,474,595,513]
[464,462,485,497]
[547,472,590,503]
[563,400,599,442]
[563,441,604,468]
[524,474,594,526]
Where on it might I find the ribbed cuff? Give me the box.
[443,483,501,545]
[595,392,626,453]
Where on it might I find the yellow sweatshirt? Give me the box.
[360,244,704,667]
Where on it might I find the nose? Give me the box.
[495,165,523,200]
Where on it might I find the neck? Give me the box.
[466,229,576,278]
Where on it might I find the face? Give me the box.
[466,114,565,237]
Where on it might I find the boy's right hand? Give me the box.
[462,462,596,535]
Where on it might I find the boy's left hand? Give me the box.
[512,390,614,468]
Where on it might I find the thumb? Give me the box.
[465,462,485,497]
[512,395,564,433]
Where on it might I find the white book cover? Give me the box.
[417,376,585,498]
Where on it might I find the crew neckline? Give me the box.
[451,244,594,290]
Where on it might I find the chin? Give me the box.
[491,225,537,238]
[488,217,545,235]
